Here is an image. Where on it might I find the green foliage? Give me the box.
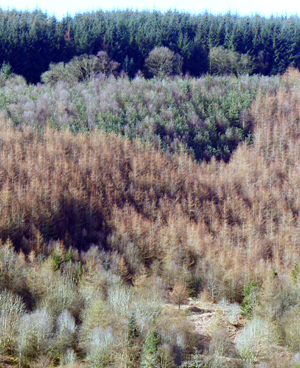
[140,316,174,368]
[3,9,300,82]
[291,262,300,282]
[190,277,202,297]
[125,311,142,368]
[209,47,254,75]
[0,62,12,77]
[1,72,274,163]
[51,252,63,271]
[0,62,12,87]
[144,326,161,354]
[141,317,162,367]
[235,316,276,364]
[127,310,140,343]
[41,52,120,84]
[241,281,260,318]
[145,47,183,78]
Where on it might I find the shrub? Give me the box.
[62,348,77,365]
[0,289,26,315]
[219,299,241,325]
[119,311,143,368]
[255,273,299,322]
[52,309,77,360]
[141,320,161,368]
[0,62,13,87]
[279,306,300,351]
[30,355,55,368]
[209,329,235,358]
[86,327,115,367]
[79,296,114,343]
[0,239,27,296]
[235,316,276,364]
[158,307,196,365]
[18,309,53,366]
[241,281,260,318]
[96,51,121,77]
[108,283,132,317]
[180,349,209,367]
[0,290,26,355]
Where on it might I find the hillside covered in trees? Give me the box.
[1,9,300,82]
[2,8,300,367]
[1,67,300,366]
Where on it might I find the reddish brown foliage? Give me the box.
[1,68,300,301]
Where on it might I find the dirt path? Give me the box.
[181,299,247,346]
[179,299,296,367]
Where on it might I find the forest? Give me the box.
[2,8,300,368]
[1,9,300,82]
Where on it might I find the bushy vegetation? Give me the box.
[209,46,254,76]
[0,238,183,367]
[41,51,120,84]
[145,46,183,78]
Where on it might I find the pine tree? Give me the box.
[124,311,141,368]
[127,311,139,343]
[141,317,161,368]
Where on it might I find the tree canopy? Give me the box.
[1,9,300,82]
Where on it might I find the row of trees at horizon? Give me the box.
[1,8,300,82]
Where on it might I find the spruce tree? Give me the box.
[141,317,161,368]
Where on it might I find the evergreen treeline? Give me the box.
[1,9,300,82]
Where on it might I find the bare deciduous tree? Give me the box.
[170,282,188,309]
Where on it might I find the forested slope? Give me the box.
[0,68,298,286]
[1,66,300,366]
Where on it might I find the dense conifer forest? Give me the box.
[1,9,300,82]
[2,8,300,368]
